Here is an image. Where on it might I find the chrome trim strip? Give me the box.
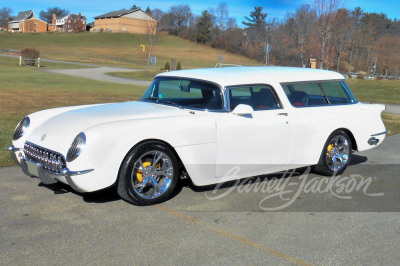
[7,145,20,152]
[61,168,94,176]
[371,130,388,137]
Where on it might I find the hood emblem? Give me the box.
[41,134,46,141]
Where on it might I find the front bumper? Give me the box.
[8,145,93,192]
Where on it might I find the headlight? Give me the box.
[66,132,86,162]
[13,117,30,141]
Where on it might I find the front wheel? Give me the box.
[314,130,352,176]
[117,142,179,205]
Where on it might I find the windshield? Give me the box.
[141,77,224,110]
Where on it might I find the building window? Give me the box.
[34,23,37,26]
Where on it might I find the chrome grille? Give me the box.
[24,142,66,173]
[13,122,24,140]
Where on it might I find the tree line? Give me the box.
[146,0,400,76]
[2,1,399,75]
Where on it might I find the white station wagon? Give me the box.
[8,67,387,205]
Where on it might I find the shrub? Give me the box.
[21,48,40,66]
[176,61,182,70]
[164,62,170,71]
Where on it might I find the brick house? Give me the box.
[56,13,87,32]
[8,10,48,33]
[92,8,157,34]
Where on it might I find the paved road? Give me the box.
[1,135,399,265]
[1,53,152,86]
[384,104,400,115]
[40,67,152,87]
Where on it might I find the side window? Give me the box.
[229,85,280,111]
[283,81,356,107]
[320,82,353,104]
[283,83,328,107]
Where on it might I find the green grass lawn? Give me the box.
[0,31,262,69]
[347,79,400,105]
[382,113,400,135]
[0,56,147,167]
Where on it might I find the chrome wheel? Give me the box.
[131,150,174,199]
[325,135,350,172]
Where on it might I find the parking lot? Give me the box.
[1,135,399,265]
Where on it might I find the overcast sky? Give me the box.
[7,0,400,24]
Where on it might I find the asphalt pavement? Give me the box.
[40,67,152,86]
[1,135,399,265]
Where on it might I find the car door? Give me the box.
[215,84,291,179]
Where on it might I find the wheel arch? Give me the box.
[335,128,358,151]
[116,138,186,184]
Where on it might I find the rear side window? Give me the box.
[322,82,353,104]
[282,81,357,107]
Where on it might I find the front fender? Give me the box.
[67,114,217,192]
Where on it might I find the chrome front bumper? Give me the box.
[8,145,93,192]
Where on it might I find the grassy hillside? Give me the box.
[0,56,147,167]
[0,31,262,69]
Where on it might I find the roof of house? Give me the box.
[10,10,34,22]
[70,14,87,20]
[94,8,140,19]
[55,14,87,22]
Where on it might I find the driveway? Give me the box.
[40,67,152,87]
[1,134,399,265]
[384,104,400,115]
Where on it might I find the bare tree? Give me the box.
[292,5,314,67]
[0,7,12,28]
[314,0,341,69]
[169,5,192,33]
[216,2,229,30]
[226,17,237,29]
[151,8,163,22]
[39,7,69,23]
[142,19,158,71]
[333,8,350,72]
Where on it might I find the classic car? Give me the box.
[8,67,387,205]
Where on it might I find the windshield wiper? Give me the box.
[158,100,184,109]
[145,96,183,109]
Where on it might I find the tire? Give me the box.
[314,130,352,176]
[117,142,179,205]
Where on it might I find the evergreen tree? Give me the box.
[196,10,213,43]
[164,62,170,71]
[242,6,268,44]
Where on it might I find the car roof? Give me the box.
[156,66,344,88]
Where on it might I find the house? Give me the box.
[92,8,157,34]
[55,13,87,32]
[8,10,48,33]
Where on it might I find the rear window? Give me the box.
[282,81,357,107]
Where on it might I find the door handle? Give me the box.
[277,113,288,116]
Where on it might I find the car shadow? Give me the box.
[38,179,184,205]
[185,167,309,193]
[37,155,368,204]
[350,154,368,165]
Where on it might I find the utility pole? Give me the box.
[265,42,271,66]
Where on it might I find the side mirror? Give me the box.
[232,104,254,115]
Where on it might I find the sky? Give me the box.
[6,0,400,24]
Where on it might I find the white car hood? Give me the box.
[28,101,187,154]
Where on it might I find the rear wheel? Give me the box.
[117,142,179,205]
[314,130,352,176]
